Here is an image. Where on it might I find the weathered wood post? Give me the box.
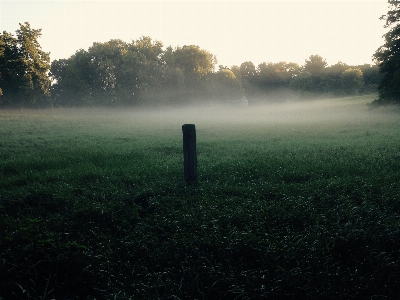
[182,124,197,183]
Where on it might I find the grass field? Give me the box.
[1,95,400,299]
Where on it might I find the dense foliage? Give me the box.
[50,47,381,107]
[1,23,382,108]
[373,2,400,105]
[0,22,51,107]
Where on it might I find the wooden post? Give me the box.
[182,124,197,183]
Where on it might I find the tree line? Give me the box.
[0,18,398,108]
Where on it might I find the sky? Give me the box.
[0,0,390,68]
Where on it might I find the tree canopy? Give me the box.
[49,49,381,106]
[304,54,328,75]
[50,39,221,106]
[373,1,400,105]
[0,22,51,107]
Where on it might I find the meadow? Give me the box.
[1,95,400,299]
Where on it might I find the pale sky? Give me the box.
[0,0,390,68]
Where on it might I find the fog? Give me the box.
[46,95,400,139]
[111,95,383,131]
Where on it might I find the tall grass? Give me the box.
[1,95,400,299]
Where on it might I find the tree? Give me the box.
[239,61,256,81]
[210,68,243,101]
[356,64,382,93]
[50,49,95,106]
[323,61,349,94]
[0,38,4,97]
[285,62,301,78]
[290,55,328,93]
[304,54,327,75]
[128,36,164,103]
[340,68,364,95]
[170,45,216,85]
[239,61,256,96]
[162,45,217,102]
[256,62,283,89]
[230,65,241,81]
[50,37,165,106]
[88,40,126,105]
[0,22,51,107]
[255,61,299,90]
[372,2,400,105]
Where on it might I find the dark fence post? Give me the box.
[182,124,197,183]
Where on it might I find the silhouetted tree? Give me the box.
[373,1,400,105]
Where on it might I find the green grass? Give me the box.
[1,95,400,299]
